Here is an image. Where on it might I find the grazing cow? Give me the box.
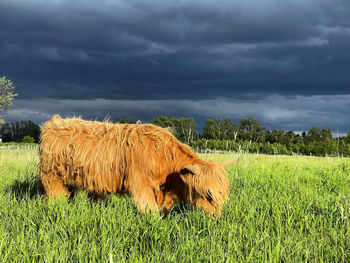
[39,115,236,216]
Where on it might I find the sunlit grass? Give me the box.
[0,148,349,262]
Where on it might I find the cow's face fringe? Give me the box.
[181,161,229,216]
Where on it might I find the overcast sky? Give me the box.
[1,0,349,132]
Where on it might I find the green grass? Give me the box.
[0,148,350,262]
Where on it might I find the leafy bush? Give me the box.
[22,135,35,143]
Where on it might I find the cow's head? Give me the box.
[180,160,237,217]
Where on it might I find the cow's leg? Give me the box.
[40,172,70,201]
[127,177,159,213]
[131,186,159,213]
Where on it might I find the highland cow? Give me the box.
[39,115,236,216]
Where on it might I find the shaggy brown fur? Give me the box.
[39,115,236,216]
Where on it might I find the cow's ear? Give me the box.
[183,164,200,175]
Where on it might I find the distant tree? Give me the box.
[113,118,137,124]
[240,117,263,133]
[286,131,296,140]
[293,134,304,145]
[345,132,350,144]
[151,116,177,136]
[223,118,239,140]
[172,117,199,144]
[320,128,332,141]
[22,135,35,143]
[203,118,239,140]
[239,117,266,142]
[151,116,199,144]
[267,129,286,144]
[0,121,40,142]
[150,116,173,128]
[306,126,322,143]
[0,76,18,125]
[283,131,296,145]
[203,119,217,139]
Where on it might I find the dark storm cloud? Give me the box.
[0,0,350,131]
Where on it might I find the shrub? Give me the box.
[22,135,35,143]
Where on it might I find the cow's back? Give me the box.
[39,115,197,195]
[40,115,129,194]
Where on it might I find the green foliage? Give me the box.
[0,120,40,143]
[0,76,18,124]
[191,138,350,156]
[113,115,350,156]
[239,117,267,142]
[0,149,350,261]
[150,116,173,128]
[151,116,199,144]
[2,115,347,157]
[22,135,35,143]
[346,132,350,144]
[203,118,239,140]
[201,118,350,156]
[172,117,198,144]
[304,126,332,143]
[113,118,138,124]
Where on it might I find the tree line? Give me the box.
[117,116,350,156]
[0,121,41,143]
[1,116,349,156]
[1,76,349,155]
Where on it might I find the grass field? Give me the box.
[0,147,350,262]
